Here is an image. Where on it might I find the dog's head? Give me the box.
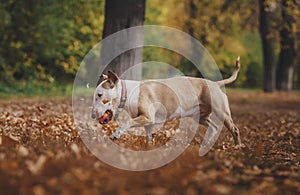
[91,70,120,124]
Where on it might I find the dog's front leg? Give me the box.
[110,124,130,140]
[110,115,153,140]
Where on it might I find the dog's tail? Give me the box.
[217,56,240,87]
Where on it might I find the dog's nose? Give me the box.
[91,113,96,119]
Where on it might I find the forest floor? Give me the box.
[0,91,299,194]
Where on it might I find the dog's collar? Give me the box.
[118,80,127,108]
[114,80,127,120]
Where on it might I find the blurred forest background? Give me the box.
[1,0,300,95]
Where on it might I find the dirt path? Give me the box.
[0,92,299,194]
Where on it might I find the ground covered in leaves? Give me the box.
[0,91,299,194]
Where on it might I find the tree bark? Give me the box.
[185,0,202,77]
[259,0,276,92]
[297,29,300,89]
[276,0,297,91]
[296,1,300,89]
[100,0,145,82]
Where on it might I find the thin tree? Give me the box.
[259,0,276,92]
[297,30,300,89]
[276,0,297,91]
[298,10,300,89]
[296,0,300,89]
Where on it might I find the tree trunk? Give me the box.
[259,0,276,92]
[296,1,300,89]
[276,0,297,91]
[100,0,145,81]
[297,29,300,89]
[185,0,201,77]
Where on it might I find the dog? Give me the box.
[91,57,242,146]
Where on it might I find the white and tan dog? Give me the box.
[91,57,242,146]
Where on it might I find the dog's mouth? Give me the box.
[98,109,113,124]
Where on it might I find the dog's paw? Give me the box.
[233,143,245,149]
[147,138,155,145]
[110,134,117,141]
[110,127,126,140]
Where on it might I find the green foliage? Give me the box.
[1,0,299,93]
[145,0,262,87]
[243,31,263,87]
[0,81,72,98]
[0,0,104,84]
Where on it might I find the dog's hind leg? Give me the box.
[223,115,242,145]
[199,114,210,128]
[111,115,154,140]
[198,116,221,156]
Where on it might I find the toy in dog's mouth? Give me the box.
[98,110,113,124]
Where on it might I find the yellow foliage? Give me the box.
[9,41,22,49]
[62,62,69,70]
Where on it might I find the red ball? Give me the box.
[98,111,112,124]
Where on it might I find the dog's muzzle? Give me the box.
[98,110,113,124]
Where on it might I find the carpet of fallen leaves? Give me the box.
[0,91,299,195]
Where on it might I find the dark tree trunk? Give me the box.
[259,0,276,92]
[100,0,145,81]
[297,29,300,89]
[276,0,297,91]
[296,1,300,89]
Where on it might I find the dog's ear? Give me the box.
[100,74,108,81]
[107,70,119,85]
[96,74,108,86]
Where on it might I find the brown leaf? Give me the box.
[254,139,263,157]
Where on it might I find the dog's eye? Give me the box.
[97,93,102,98]
[102,99,110,104]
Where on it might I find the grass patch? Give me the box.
[226,87,262,93]
[0,82,73,99]
[1,82,297,100]
[227,87,300,93]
